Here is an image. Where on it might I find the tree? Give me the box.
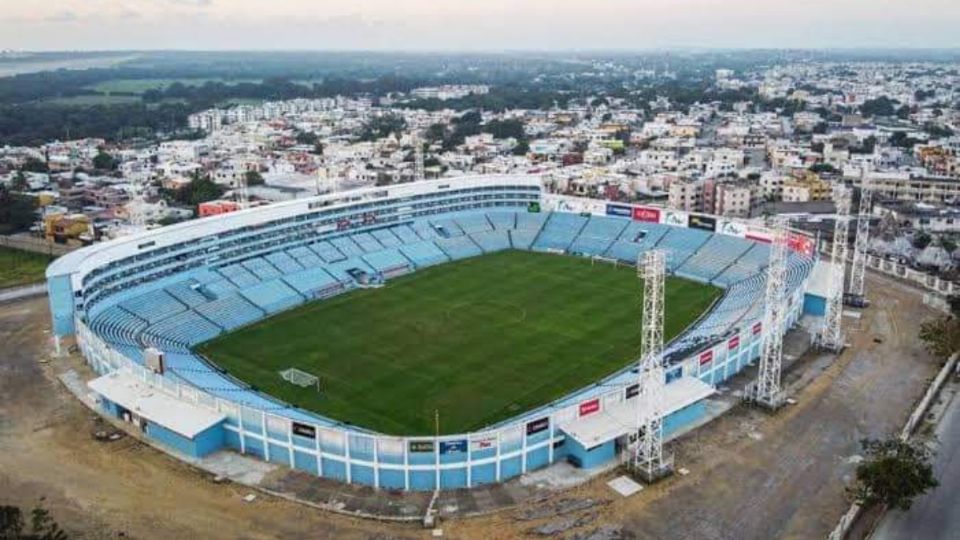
[0,186,37,234]
[919,315,960,358]
[165,173,225,208]
[425,123,448,142]
[358,113,406,142]
[92,151,117,171]
[294,131,318,146]
[10,171,29,192]
[912,232,932,250]
[941,237,957,254]
[860,96,898,117]
[809,163,836,174]
[244,170,265,187]
[20,158,48,173]
[0,501,68,540]
[483,119,526,140]
[512,140,530,156]
[850,438,938,511]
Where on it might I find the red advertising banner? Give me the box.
[787,232,815,257]
[752,321,763,335]
[632,206,661,223]
[746,232,772,243]
[728,335,740,350]
[578,398,601,417]
[699,350,714,365]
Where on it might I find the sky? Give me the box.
[1,0,959,51]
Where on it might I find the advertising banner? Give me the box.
[788,232,816,257]
[718,219,747,238]
[632,206,662,223]
[626,383,640,399]
[746,226,773,243]
[688,214,717,232]
[291,422,316,439]
[699,350,714,365]
[440,440,467,454]
[526,417,550,435]
[409,440,435,453]
[606,204,633,218]
[753,321,763,335]
[663,209,688,227]
[578,398,601,417]
[728,335,741,350]
[470,435,497,452]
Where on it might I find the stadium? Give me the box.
[46,175,817,491]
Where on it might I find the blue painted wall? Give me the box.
[803,293,827,316]
[664,401,707,438]
[145,420,225,458]
[47,275,75,337]
[563,437,615,469]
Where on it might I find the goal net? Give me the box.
[279,368,321,392]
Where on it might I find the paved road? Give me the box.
[873,382,960,540]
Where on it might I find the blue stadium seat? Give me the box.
[240,279,304,314]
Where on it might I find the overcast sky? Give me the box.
[2,0,959,51]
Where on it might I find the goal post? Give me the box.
[279,368,321,393]
[591,255,619,267]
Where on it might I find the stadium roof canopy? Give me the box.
[558,377,715,448]
[88,371,225,439]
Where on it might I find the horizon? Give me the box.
[3,0,960,51]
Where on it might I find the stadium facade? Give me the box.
[47,175,818,491]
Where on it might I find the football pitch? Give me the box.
[198,250,721,435]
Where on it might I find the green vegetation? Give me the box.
[0,247,54,289]
[358,113,407,142]
[850,438,938,511]
[199,251,720,435]
[0,186,38,235]
[160,173,226,209]
[0,500,68,540]
[918,295,960,359]
[88,78,260,95]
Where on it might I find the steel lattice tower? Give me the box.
[634,249,670,481]
[754,216,789,408]
[127,179,148,229]
[236,170,251,209]
[413,134,425,181]
[820,185,852,352]
[848,175,872,298]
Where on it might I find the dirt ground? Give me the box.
[0,272,942,540]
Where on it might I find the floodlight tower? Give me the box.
[848,174,873,299]
[819,185,852,352]
[633,249,671,482]
[237,172,250,209]
[127,179,148,229]
[753,216,790,409]
[413,133,425,181]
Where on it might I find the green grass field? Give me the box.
[198,251,720,435]
[0,247,55,289]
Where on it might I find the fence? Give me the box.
[0,235,74,257]
[865,255,958,297]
